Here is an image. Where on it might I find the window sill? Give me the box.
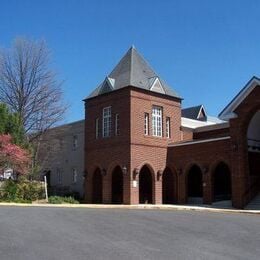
[143,135,171,140]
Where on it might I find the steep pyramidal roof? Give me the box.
[86,46,181,99]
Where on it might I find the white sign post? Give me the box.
[44,176,48,202]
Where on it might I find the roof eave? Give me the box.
[84,85,183,102]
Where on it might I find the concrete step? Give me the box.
[187,197,203,204]
[212,200,232,208]
[245,193,260,210]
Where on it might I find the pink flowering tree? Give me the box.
[0,134,30,175]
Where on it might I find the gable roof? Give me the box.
[219,76,260,120]
[86,46,181,100]
[181,105,207,120]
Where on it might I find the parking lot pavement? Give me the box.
[0,206,259,260]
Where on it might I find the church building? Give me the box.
[84,47,260,209]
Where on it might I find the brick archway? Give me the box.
[139,165,154,204]
[213,162,231,202]
[230,101,260,207]
[92,168,103,203]
[187,164,203,204]
[111,166,124,204]
[162,167,176,204]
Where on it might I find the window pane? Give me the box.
[152,106,162,137]
[144,113,149,135]
[166,117,170,138]
[95,118,99,139]
[103,107,111,137]
[115,114,120,136]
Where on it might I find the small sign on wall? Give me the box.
[133,180,137,188]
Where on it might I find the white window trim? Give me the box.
[72,168,77,183]
[166,117,171,138]
[150,77,165,94]
[144,113,149,135]
[102,106,111,138]
[152,106,163,137]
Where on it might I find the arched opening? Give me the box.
[247,110,260,200]
[187,165,203,203]
[162,167,175,204]
[247,111,260,176]
[92,168,103,203]
[111,166,124,204]
[139,165,153,204]
[213,162,231,201]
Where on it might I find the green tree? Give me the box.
[0,103,25,145]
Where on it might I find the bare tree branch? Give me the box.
[0,37,67,136]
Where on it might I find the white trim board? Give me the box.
[149,77,165,94]
[168,136,231,147]
[219,76,260,120]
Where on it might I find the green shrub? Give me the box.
[1,179,17,201]
[0,179,45,202]
[48,196,79,204]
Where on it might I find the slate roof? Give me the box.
[85,46,181,99]
[181,105,206,120]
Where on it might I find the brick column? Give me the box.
[130,168,139,204]
[85,175,92,203]
[178,170,186,204]
[102,173,111,204]
[154,171,162,204]
[203,171,212,204]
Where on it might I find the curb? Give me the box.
[0,202,259,215]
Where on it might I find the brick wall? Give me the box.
[84,88,131,203]
[84,84,260,208]
[167,138,231,205]
[129,88,182,204]
[84,86,182,204]
[194,127,229,140]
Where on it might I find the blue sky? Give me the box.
[1,0,260,123]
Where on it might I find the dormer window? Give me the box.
[149,77,165,94]
[99,77,115,95]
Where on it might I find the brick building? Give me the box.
[84,47,260,208]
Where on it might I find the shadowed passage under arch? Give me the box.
[111,166,124,204]
[92,168,103,203]
[139,165,153,204]
[162,167,175,204]
[187,165,203,203]
[213,162,231,202]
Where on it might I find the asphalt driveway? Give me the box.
[0,206,259,260]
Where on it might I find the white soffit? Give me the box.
[181,117,217,129]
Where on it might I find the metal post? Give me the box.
[44,176,48,202]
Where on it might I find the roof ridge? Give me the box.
[129,46,134,85]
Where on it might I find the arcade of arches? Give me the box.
[88,162,233,206]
